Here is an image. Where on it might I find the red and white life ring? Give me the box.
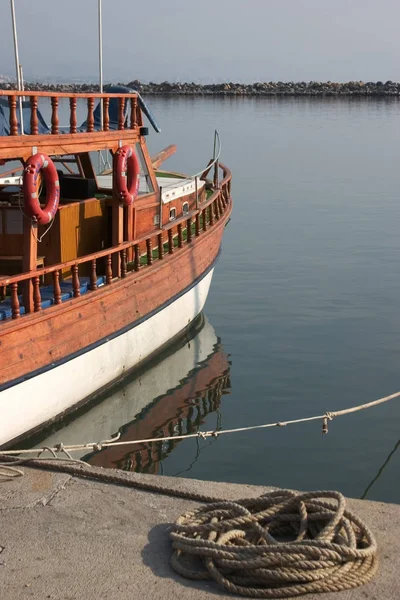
[23,153,60,225]
[113,145,140,206]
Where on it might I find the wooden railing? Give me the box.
[0,163,232,321]
[0,90,140,136]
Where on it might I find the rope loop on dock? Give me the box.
[170,490,378,598]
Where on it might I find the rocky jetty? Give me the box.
[2,80,400,96]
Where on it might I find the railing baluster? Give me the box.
[72,264,80,297]
[51,96,59,134]
[121,249,127,278]
[8,96,18,136]
[186,218,192,243]
[89,259,97,290]
[103,97,110,131]
[133,244,140,271]
[195,213,200,236]
[87,97,95,132]
[33,277,41,312]
[53,269,62,304]
[118,98,125,130]
[157,233,164,259]
[11,283,20,319]
[202,208,207,232]
[168,229,174,254]
[69,97,77,133]
[177,224,183,248]
[106,254,113,284]
[209,204,214,226]
[146,238,153,265]
[30,96,39,135]
[130,96,138,128]
[215,197,220,220]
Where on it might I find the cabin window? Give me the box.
[135,143,154,195]
[154,214,160,226]
[182,202,189,215]
[169,207,176,221]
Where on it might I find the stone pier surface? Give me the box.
[0,466,399,600]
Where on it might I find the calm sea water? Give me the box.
[30,97,400,503]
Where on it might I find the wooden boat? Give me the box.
[0,88,232,447]
[21,314,231,472]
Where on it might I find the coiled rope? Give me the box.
[170,490,378,598]
[0,457,378,596]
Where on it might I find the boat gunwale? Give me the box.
[0,164,232,288]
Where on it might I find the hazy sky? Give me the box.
[1,0,400,83]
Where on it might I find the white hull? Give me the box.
[0,268,214,447]
[30,316,219,455]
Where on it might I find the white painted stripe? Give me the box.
[0,269,214,446]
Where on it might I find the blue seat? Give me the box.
[0,303,26,320]
[0,275,106,321]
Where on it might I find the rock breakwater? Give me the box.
[2,80,400,96]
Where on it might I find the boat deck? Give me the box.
[96,174,205,203]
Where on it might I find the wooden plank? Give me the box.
[0,131,140,160]
[151,145,177,170]
[0,216,229,383]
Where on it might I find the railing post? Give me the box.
[33,276,41,312]
[89,259,97,291]
[202,208,207,232]
[72,264,80,297]
[103,97,110,131]
[146,238,153,265]
[195,213,200,237]
[118,98,125,130]
[121,249,127,278]
[130,96,138,129]
[69,97,77,133]
[214,198,220,220]
[30,96,38,135]
[51,96,59,134]
[168,229,174,254]
[87,97,95,132]
[8,96,18,136]
[209,204,214,226]
[157,233,164,259]
[53,269,62,304]
[106,254,113,284]
[186,218,192,243]
[11,283,20,319]
[134,244,140,271]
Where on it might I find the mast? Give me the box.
[98,0,104,129]
[10,0,24,133]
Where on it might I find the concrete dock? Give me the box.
[1,465,399,599]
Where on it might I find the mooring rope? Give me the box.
[170,490,378,598]
[0,456,379,596]
[2,388,399,458]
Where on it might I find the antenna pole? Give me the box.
[10,0,24,133]
[98,0,104,129]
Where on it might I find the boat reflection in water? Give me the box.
[29,314,231,474]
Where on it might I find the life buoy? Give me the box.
[23,153,60,225]
[113,145,140,206]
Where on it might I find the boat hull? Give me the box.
[0,267,214,447]
[0,198,230,447]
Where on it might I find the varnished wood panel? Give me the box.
[0,208,230,386]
